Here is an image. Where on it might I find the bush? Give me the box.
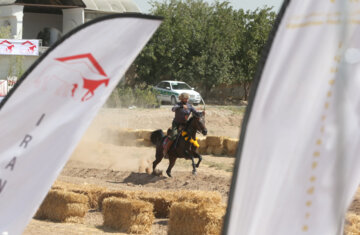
[106,86,160,108]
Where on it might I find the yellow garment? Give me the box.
[181,131,200,148]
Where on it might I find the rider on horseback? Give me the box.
[163,92,202,157]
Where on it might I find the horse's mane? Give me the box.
[185,116,195,130]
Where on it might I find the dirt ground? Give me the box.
[23,105,244,235]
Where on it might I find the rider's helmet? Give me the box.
[179,92,190,102]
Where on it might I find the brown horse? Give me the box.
[151,112,207,177]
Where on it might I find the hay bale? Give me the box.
[206,136,224,147]
[103,197,154,234]
[174,190,223,205]
[345,213,360,235]
[52,181,105,209]
[197,137,207,154]
[35,189,88,222]
[137,129,153,141]
[206,146,214,155]
[223,138,238,156]
[98,190,138,210]
[213,146,224,156]
[138,191,177,218]
[135,139,153,147]
[168,202,226,235]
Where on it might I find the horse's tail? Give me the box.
[151,129,164,145]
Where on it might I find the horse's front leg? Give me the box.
[193,152,202,168]
[190,156,197,175]
[166,157,177,177]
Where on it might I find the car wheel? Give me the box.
[171,96,176,105]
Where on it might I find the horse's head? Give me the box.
[192,111,207,135]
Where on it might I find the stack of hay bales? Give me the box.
[197,137,207,154]
[175,190,223,205]
[98,190,138,210]
[99,190,177,218]
[35,189,88,223]
[102,197,154,234]
[206,136,224,156]
[134,129,153,147]
[52,181,105,209]
[168,202,226,235]
[138,191,177,218]
[223,137,238,157]
[345,213,360,235]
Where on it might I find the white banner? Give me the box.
[0,39,39,56]
[0,14,161,235]
[0,80,7,96]
[225,1,360,234]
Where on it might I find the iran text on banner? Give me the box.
[223,0,360,234]
[0,14,161,235]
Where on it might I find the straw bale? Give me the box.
[197,137,207,154]
[138,191,177,218]
[52,181,105,209]
[168,202,226,235]
[213,146,224,156]
[223,138,238,156]
[174,190,223,205]
[136,129,153,141]
[98,190,138,210]
[103,197,154,234]
[206,136,224,147]
[345,213,360,235]
[206,146,214,155]
[35,190,88,222]
[135,139,153,147]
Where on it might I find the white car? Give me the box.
[153,80,202,105]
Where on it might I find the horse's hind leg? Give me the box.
[166,157,177,177]
[152,146,164,174]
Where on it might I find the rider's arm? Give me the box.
[189,105,200,115]
[172,103,182,112]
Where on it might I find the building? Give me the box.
[0,0,141,80]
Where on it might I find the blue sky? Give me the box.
[133,0,284,13]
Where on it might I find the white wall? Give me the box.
[0,5,24,39]
[22,12,62,39]
[62,8,84,34]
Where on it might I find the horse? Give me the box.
[150,112,207,177]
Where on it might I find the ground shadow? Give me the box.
[95,225,126,233]
[107,172,167,185]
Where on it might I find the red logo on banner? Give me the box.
[55,54,109,101]
[35,53,110,102]
[0,40,14,52]
[22,40,37,52]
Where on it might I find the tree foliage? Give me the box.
[134,0,276,100]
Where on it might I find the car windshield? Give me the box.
[171,83,191,90]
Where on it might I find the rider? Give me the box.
[163,92,201,156]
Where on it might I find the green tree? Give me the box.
[231,7,276,100]
[134,0,276,100]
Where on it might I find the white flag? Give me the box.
[224,1,360,234]
[0,14,161,235]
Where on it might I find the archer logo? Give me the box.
[34,53,110,102]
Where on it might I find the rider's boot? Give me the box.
[163,139,173,157]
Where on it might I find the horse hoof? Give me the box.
[196,164,200,168]
[166,171,172,177]
[192,170,197,175]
